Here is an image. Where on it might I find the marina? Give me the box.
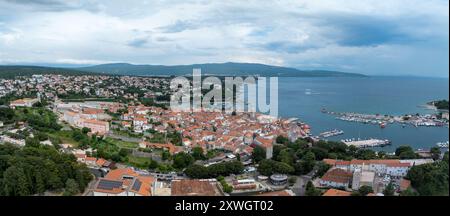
[319,129,344,138]
[341,138,392,148]
[437,141,449,148]
[324,110,448,128]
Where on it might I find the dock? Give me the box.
[341,138,391,148]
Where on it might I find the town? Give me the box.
[0,73,448,197]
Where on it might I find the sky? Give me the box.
[0,0,448,77]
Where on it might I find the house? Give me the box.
[80,119,110,135]
[352,169,375,190]
[320,168,353,189]
[323,189,351,196]
[253,137,274,159]
[92,168,155,196]
[171,179,222,196]
[9,98,38,108]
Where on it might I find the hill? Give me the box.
[0,66,101,78]
[77,62,367,77]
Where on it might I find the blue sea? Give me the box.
[275,76,449,152]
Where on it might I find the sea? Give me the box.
[274,76,449,152]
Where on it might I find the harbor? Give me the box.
[319,129,344,138]
[341,138,392,148]
[322,109,449,128]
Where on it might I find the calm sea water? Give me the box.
[275,76,449,152]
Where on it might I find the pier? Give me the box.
[341,138,391,148]
[319,129,344,138]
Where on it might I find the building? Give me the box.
[232,179,257,190]
[352,169,375,190]
[320,168,353,189]
[171,179,222,196]
[323,189,351,196]
[80,119,110,135]
[270,174,288,186]
[255,190,295,196]
[253,137,274,159]
[9,98,39,108]
[442,112,449,120]
[92,168,154,196]
[323,159,414,178]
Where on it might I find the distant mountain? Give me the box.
[77,62,367,77]
[0,65,100,78]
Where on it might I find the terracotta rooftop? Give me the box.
[321,168,353,184]
[323,189,351,196]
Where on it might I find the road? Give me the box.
[292,171,315,196]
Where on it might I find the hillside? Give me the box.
[0,66,101,78]
[78,62,367,77]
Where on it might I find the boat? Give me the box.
[380,122,386,129]
[437,141,449,148]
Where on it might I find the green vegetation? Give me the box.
[431,100,449,110]
[305,181,321,196]
[0,143,92,196]
[217,176,233,193]
[257,159,295,176]
[351,185,374,196]
[405,152,449,196]
[185,161,244,179]
[251,146,266,163]
[383,182,395,196]
[14,107,62,132]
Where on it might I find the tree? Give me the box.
[252,146,266,163]
[63,179,80,196]
[406,160,449,196]
[148,159,159,170]
[277,148,295,166]
[82,127,91,134]
[191,147,206,160]
[357,185,374,196]
[383,182,395,196]
[430,147,441,161]
[314,161,332,178]
[2,166,30,196]
[276,136,289,145]
[399,188,419,196]
[173,152,194,169]
[305,181,321,196]
[185,164,210,179]
[161,150,170,161]
[25,137,40,148]
[395,146,417,159]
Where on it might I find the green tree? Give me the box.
[354,185,374,196]
[63,178,80,196]
[82,127,92,134]
[383,182,395,196]
[395,146,417,159]
[191,147,206,160]
[252,146,266,163]
[430,147,441,161]
[173,152,195,169]
[2,166,30,196]
[148,159,159,170]
[305,181,321,196]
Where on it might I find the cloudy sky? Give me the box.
[0,0,448,77]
